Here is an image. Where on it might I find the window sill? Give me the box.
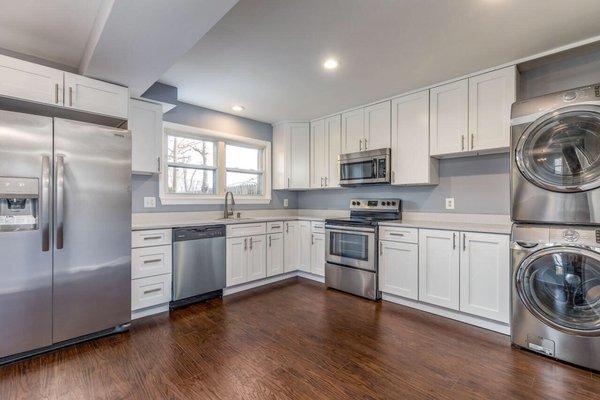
[160,195,272,205]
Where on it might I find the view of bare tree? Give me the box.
[167,136,213,194]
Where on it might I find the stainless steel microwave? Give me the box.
[339,148,391,186]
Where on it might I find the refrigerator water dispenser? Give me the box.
[0,177,39,231]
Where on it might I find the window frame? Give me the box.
[160,122,272,205]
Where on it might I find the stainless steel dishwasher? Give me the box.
[171,225,226,308]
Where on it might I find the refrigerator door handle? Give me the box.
[56,155,65,250]
[41,155,50,252]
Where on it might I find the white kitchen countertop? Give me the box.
[131,215,326,230]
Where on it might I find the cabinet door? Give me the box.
[468,66,516,152]
[298,221,312,272]
[325,115,341,188]
[226,237,247,286]
[430,80,468,156]
[310,119,327,188]
[341,108,364,153]
[391,91,438,185]
[272,124,287,189]
[289,123,310,189]
[129,99,162,174]
[0,54,64,106]
[418,229,460,310]
[310,233,326,276]
[267,233,284,277]
[460,232,510,322]
[64,72,129,119]
[379,240,419,300]
[364,101,391,150]
[284,221,299,272]
[247,235,267,282]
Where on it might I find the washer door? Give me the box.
[515,105,600,192]
[516,247,600,335]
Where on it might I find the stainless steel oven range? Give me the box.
[325,198,401,300]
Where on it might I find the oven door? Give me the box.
[325,225,376,271]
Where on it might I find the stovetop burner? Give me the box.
[325,198,401,227]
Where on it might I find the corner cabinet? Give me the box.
[310,115,341,189]
[129,99,163,174]
[273,122,310,189]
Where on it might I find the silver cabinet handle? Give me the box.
[56,155,65,250]
[55,83,59,104]
[364,138,367,150]
[271,225,281,229]
[311,234,314,245]
[320,177,324,187]
[143,288,162,295]
[389,232,405,237]
[324,177,328,186]
[250,237,253,250]
[143,236,162,240]
[157,156,161,173]
[452,233,456,250]
[463,233,466,251]
[461,135,465,151]
[471,134,474,150]
[244,238,247,250]
[286,223,289,233]
[379,241,383,255]
[269,235,272,247]
[143,258,162,264]
[68,86,73,107]
[41,155,50,252]
[359,138,362,151]
[287,177,290,188]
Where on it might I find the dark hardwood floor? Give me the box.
[1,277,599,399]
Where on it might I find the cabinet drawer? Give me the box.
[267,221,284,233]
[132,229,172,248]
[379,226,418,243]
[226,223,266,238]
[132,245,172,279]
[131,274,172,311]
[311,221,325,234]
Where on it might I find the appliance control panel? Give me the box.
[349,198,400,212]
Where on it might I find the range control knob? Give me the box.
[356,201,361,206]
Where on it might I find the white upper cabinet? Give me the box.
[468,66,516,152]
[429,79,469,157]
[310,119,327,188]
[266,232,284,277]
[283,221,299,272]
[459,232,510,323]
[391,91,438,185]
[64,73,129,119]
[129,99,163,174]
[273,122,310,189]
[0,54,64,106]
[379,240,419,300]
[418,229,460,310]
[326,115,341,188]
[363,100,391,150]
[310,232,325,276]
[341,108,364,153]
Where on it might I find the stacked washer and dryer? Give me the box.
[510,84,600,371]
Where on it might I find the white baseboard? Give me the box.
[381,293,510,335]
[131,303,169,320]
[223,271,298,296]
[298,271,325,283]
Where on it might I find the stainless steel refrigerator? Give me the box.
[0,110,131,362]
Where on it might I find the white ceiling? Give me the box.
[0,0,103,67]
[160,0,600,123]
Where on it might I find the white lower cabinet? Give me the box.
[379,240,419,300]
[267,233,284,277]
[310,233,325,276]
[283,221,299,272]
[132,274,172,311]
[226,235,267,286]
[247,235,267,281]
[418,229,460,310]
[299,221,311,272]
[459,232,510,323]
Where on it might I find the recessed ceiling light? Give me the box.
[232,105,245,112]
[323,58,339,70]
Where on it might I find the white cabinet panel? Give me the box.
[267,221,284,234]
[460,232,510,322]
[272,123,287,190]
[429,80,468,156]
[469,66,516,152]
[310,233,325,276]
[310,119,327,188]
[131,274,172,311]
[326,115,341,188]
[289,122,310,189]
[379,226,418,244]
[299,221,311,272]
[226,223,266,238]
[364,100,391,150]
[226,237,247,286]
[64,72,129,119]
[0,54,63,106]
[341,108,364,153]
[131,245,172,279]
[130,99,162,174]
[418,229,460,310]
[379,240,418,300]
[391,91,438,185]
[284,221,299,272]
[132,229,171,248]
[267,233,284,277]
[247,235,267,282]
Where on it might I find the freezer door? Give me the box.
[0,110,53,358]
[53,118,131,342]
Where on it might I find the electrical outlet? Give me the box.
[283,198,289,208]
[445,197,455,210]
[144,196,156,208]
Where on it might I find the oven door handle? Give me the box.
[325,224,376,233]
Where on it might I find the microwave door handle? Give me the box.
[372,159,378,178]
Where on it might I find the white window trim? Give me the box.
[160,122,272,205]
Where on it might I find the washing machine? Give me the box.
[511,84,600,225]
[511,224,600,370]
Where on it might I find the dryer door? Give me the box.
[515,105,600,192]
[516,247,600,335]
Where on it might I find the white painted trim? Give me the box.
[382,293,510,335]
[79,0,115,75]
[273,34,600,125]
[131,303,169,320]
[298,271,325,283]
[223,271,298,295]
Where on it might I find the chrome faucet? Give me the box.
[224,191,235,219]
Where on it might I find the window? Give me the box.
[160,122,271,204]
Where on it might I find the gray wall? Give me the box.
[297,153,509,214]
